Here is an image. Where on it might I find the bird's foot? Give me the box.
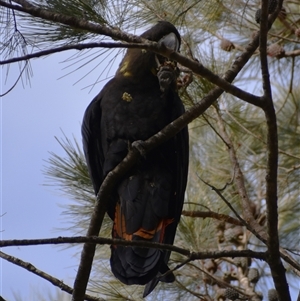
[132,140,147,157]
[157,63,178,92]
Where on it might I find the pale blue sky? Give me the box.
[1,50,119,300]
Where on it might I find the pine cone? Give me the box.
[267,43,285,58]
[224,287,239,300]
[248,268,260,284]
[220,38,235,52]
[268,289,278,301]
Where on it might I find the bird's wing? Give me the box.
[143,93,189,297]
[82,21,189,296]
[81,92,104,196]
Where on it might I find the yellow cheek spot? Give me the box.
[119,61,132,77]
[119,61,128,73]
[122,92,133,102]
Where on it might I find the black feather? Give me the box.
[82,21,189,296]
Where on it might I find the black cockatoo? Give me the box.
[82,21,189,297]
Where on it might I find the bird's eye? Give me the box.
[159,32,180,52]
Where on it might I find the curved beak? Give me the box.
[159,32,180,51]
[155,33,180,68]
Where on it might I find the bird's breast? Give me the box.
[102,80,172,141]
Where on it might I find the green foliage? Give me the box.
[2,0,299,299]
[44,81,299,300]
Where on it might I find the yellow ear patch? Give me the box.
[119,60,132,77]
[123,71,132,77]
[122,92,133,102]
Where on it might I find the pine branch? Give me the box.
[181,261,252,299]
[214,103,300,290]
[214,107,265,236]
[167,51,263,108]
[181,210,243,226]
[3,1,295,298]
[0,236,266,261]
[1,1,262,106]
[259,0,291,299]
[71,14,276,300]
[259,0,273,101]
[0,250,102,301]
[198,175,262,236]
[0,42,150,65]
[6,0,141,43]
[198,266,250,299]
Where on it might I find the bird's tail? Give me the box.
[110,203,174,286]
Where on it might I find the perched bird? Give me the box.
[82,21,189,296]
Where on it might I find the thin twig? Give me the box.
[197,175,260,235]
[225,108,300,160]
[0,61,28,97]
[0,250,102,301]
[159,258,192,280]
[214,106,265,236]
[198,265,249,298]
[212,106,300,277]
[0,42,156,65]
[181,210,243,226]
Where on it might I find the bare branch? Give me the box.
[169,51,264,108]
[0,42,149,65]
[159,258,192,280]
[181,210,243,226]
[259,0,273,101]
[0,250,102,301]
[0,236,266,261]
[258,0,292,298]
